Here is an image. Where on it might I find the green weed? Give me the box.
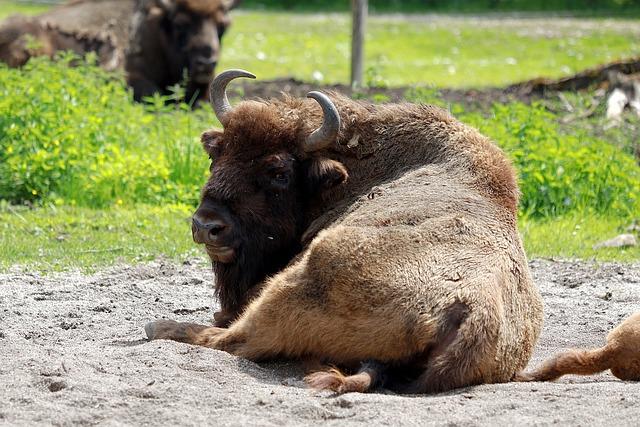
[459,102,640,218]
[2,56,639,223]
[0,54,213,208]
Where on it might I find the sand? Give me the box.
[1,258,639,426]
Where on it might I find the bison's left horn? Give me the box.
[304,91,340,152]
[210,69,256,126]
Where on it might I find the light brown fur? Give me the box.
[516,312,640,382]
[146,92,545,394]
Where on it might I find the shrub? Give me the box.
[1,56,638,219]
[461,103,640,218]
[0,54,211,208]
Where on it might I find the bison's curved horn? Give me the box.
[210,69,256,125]
[304,91,340,152]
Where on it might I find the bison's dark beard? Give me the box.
[212,235,301,326]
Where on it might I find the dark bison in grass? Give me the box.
[145,70,640,393]
[0,0,239,103]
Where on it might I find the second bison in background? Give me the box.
[126,0,239,102]
[145,70,545,393]
[0,0,239,103]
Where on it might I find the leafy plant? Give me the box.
[1,56,638,221]
[461,102,640,218]
[0,54,212,208]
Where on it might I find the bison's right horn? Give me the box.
[304,91,340,152]
[210,69,256,126]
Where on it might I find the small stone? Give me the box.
[48,381,66,392]
[593,234,637,250]
[626,222,640,233]
[601,291,613,301]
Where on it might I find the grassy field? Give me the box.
[0,204,202,271]
[2,2,640,87]
[0,3,639,270]
[0,55,638,271]
[0,1,49,19]
[219,12,640,87]
[1,205,637,272]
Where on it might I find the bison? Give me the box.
[125,0,239,102]
[0,15,117,69]
[0,0,239,103]
[145,70,639,393]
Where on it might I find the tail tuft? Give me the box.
[305,368,349,393]
[305,361,385,394]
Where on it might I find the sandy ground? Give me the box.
[1,258,639,426]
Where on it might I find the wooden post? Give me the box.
[351,0,367,88]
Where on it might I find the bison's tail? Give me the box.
[514,345,615,382]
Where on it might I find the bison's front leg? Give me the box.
[146,319,251,354]
[145,320,225,346]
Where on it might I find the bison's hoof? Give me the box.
[145,319,178,340]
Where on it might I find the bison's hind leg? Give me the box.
[305,360,388,394]
[393,298,503,394]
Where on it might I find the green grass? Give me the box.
[0,204,205,272]
[0,1,50,19]
[210,0,640,14]
[4,57,639,219]
[7,0,640,16]
[1,204,636,272]
[217,12,640,88]
[3,2,639,88]
[0,54,212,208]
[2,57,639,270]
[521,215,640,262]
[1,6,638,269]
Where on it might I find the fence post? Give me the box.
[351,0,367,88]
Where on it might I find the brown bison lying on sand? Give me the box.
[145,70,640,393]
[0,0,239,102]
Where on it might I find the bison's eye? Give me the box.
[270,172,290,190]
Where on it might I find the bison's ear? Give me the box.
[201,129,225,157]
[305,157,348,194]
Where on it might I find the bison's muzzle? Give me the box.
[192,209,235,263]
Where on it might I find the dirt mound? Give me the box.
[1,258,639,425]
[226,77,527,107]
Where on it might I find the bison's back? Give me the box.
[301,163,543,381]
[38,0,133,53]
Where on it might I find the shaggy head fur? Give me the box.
[196,99,349,324]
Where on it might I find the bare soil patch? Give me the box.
[1,259,639,426]
[228,77,528,107]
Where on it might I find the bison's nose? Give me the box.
[195,56,217,67]
[192,216,228,245]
